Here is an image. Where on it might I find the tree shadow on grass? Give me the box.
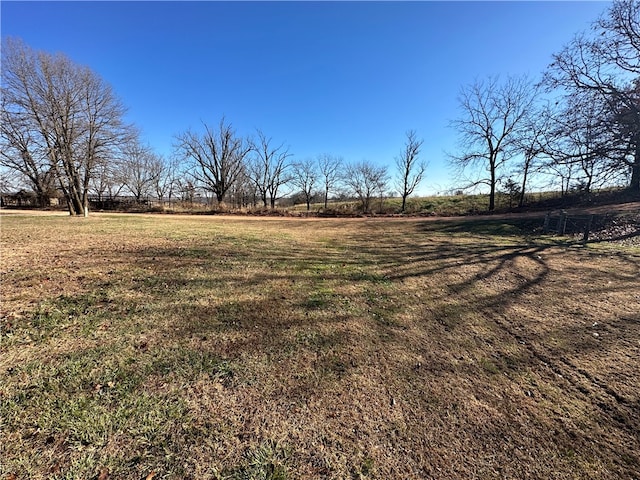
[9,216,638,478]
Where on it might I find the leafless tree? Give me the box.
[291,158,318,211]
[152,156,181,205]
[227,167,256,208]
[1,37,130,216]
[317,154,343,209]
[89,160,125,203]
[394,130,426,212]
[450,75,536,211]
[512,102,556,207]
[174,118,250,205]
[0,166,19,193]
[549,91,617,193]
[175,178,197,204]
[545,0,640,190]
[0,97,58,206]
[120,140,164,203]
[344,160,388,213]
[247,131,292,208]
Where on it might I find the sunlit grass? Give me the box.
[1,212,639,479]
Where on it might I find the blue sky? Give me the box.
[1,1,608,195]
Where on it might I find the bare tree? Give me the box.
[120,140,163,203]
[512,102,555,207]
[247,131,292,208]
[550,91,616,193]
[317,154,343,209]
[344,160,388,213]
[545,0,640,190]
[0,97,57,206]
[395,130,426,212]
[1,37,130,216]
[152,155,181,205]
[450,75,536,211]
[174,118,250,205]
[291,158,318,211]
[89,160,125,204]
[175,178,197,205]
[228,167,256,209]
[0,166,20,194]
[543,157,576,197]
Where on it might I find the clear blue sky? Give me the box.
[2,1,608,195]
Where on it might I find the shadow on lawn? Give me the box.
[123,219,640,356]
[30,217,639,476]
[6,216,640,478]
[340,221,640,447]
[125,221,640,386]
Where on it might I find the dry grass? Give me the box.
[1,211,639,479]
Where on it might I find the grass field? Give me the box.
[1,212,639,479]
[287,193,493,215]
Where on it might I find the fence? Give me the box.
[543,211,595,244]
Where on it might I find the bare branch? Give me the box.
[449,75,537,210]
[1,37,130,215]
[174,117,250,204]
[247,130,293,208]
[343,160,388,213]
[394,129,426,212]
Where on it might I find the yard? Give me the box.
[1,211,638,479]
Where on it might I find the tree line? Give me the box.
[1,1,638,215]
[452,0,640,210]
[0,37,425,215]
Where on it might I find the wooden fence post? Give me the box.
[557,211,567,235]
[582,215,594,245]
[543,212,550,233]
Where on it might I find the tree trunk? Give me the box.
[81,189,89,217]
[72,196,84,216]
[631,162,640,191]
[631,143,640,191]
[64,189,77,215]
[519,159,530,208]
[489,163,496,211]
[324,187,329,209]
[401,194,408,213]
[362,196,369,214]
[35,189,49,208]
[68,173,85,216]
[585,173,593,194]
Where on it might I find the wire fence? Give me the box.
[543,212,596,244]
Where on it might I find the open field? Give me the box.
[1,212,639,479]
[279,188,640,216]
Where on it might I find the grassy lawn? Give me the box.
[288,193,493,215]
[1,212,639,479]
